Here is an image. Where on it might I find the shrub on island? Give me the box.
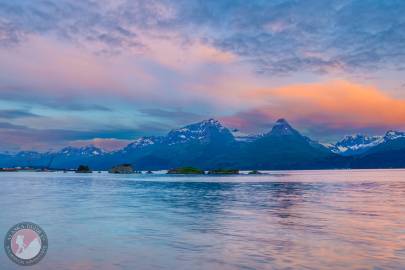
[76,165,92,173]
[167,167,205,174]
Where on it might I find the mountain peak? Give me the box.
[166,118,233,144]
[269,118,300,136]
[275,118,289,124]
[174,119,225,132]
[199,118,223,128]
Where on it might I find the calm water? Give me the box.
[0,170,405,270]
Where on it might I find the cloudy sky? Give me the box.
[0,0,405,151]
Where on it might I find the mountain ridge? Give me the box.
[0,118,404,170]
[329,131,405,156]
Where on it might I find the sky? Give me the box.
[0,0,405,151]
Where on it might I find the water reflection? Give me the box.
[0,171,404,270]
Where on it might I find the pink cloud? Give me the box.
[139,35,237,72]
[0,35,158,101]
[69,138,132,151]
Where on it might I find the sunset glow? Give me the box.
[0,1,404,150]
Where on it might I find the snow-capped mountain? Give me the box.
[165,118,234,145]
[329,134,382,155]
[384,130,405,141]
[123,136,162,152]
[1,118,405,170]
[330,131,405,155]
[58,146,105,156]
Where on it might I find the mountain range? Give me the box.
[327,131,405,155]
[1,118,405,170]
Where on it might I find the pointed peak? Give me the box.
[274,118,293,128]
[269,118,300,136]
[275,118,289,124]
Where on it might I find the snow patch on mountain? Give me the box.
[120,136,162,154]
[231,128,264,142]
[126,137,159,148]
[330,131,405,155]
[58,146,105,156]
[384,130,405,140]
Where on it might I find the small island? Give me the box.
[248,170,262,175]
[167,167,205,174]
[109,164,134,174]
[76,165,92,173]
[208,169,239,175]
[0,168,18,172]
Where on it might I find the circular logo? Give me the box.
[4,222,48,266]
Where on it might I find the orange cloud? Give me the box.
[235,80,405,130]
[276,80,405,127]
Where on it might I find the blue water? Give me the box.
[1,170,405,270]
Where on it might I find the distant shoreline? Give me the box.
[2,168,405,174]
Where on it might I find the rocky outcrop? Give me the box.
[76,165,92,173]
[109,164,134,174]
